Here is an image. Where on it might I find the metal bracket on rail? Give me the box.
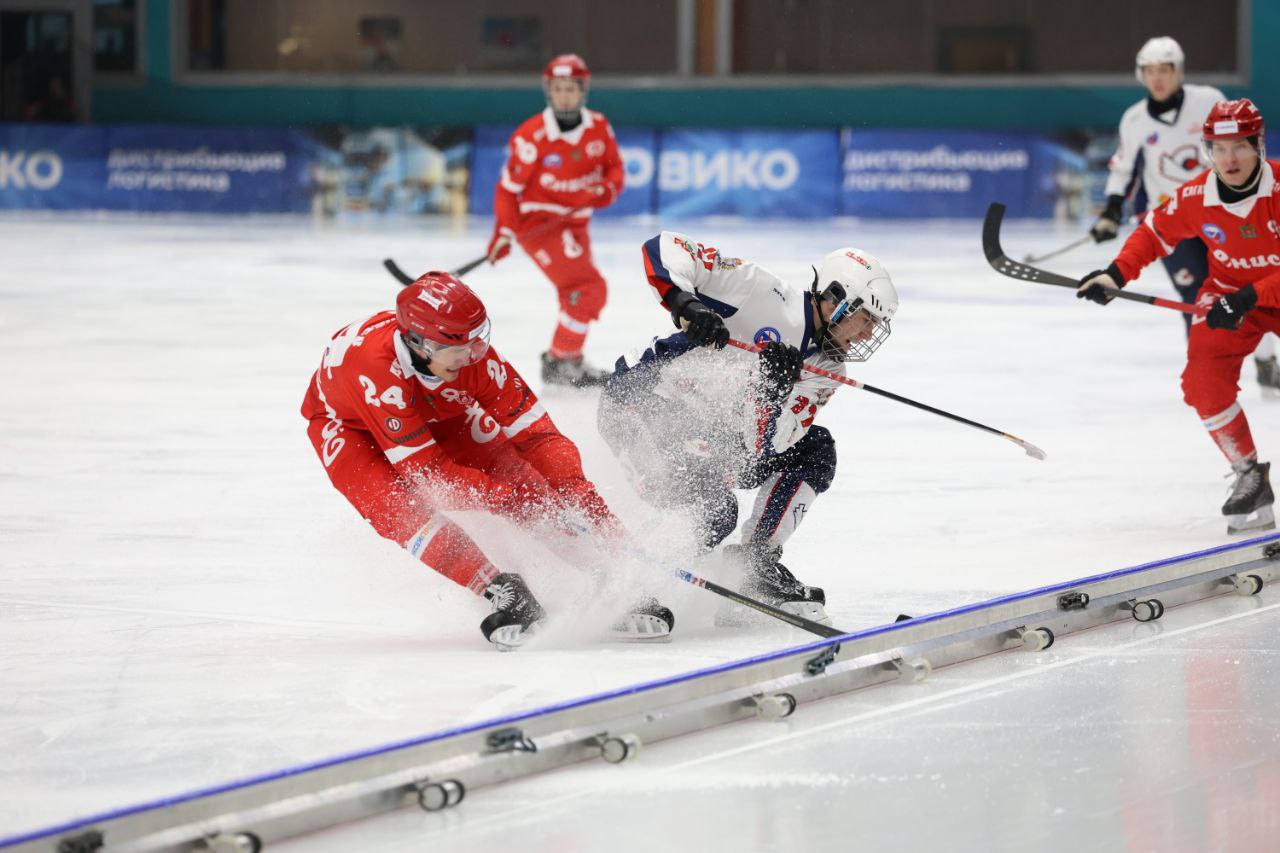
[485,727,537,754]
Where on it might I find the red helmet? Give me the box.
[543,54,590,85]
[395,272,491,365]
[1203,98,1265,142]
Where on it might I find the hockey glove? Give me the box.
[671,292,729,349]
[1077,264,1125,305]
[487,226,514,264]
[756,342,805,405]
[587,182,619,209]
[1089,195,1124,243]
[1206,285,1258,330]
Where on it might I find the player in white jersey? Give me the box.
[1092,36,1278,386]
[597,232,898,623]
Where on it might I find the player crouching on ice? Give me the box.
[598,233,898,624]
[1077,98,1279,534]
[301,272,673,649]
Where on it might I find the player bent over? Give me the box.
[486,53,624,388]
[598,233,898,623]
[1078,99,1280,533]
[301,272,672,648]
[1091,36,1277,386]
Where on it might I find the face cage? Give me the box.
[820,309,892,363]
[405,318,492,367]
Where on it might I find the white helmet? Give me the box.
[812,248,898,362]
[1134,36,1185,83]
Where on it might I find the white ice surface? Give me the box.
[1,213,1277,841]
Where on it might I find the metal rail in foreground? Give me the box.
[7,533,1279,853]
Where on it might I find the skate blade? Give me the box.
[778,601,832,626]
[488,621,541,652]
[1227,504,1276,535]
[608,613,672,643]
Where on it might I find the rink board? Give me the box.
[5,532,1278,853]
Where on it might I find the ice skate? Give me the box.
[1257,356,1280,397]
[1223,461,1275,535]
[541,352,610,388]
[609,598,675,643]
[717,543,830,627]
[480,573,546,651]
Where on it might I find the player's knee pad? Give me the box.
[1180,367,1237,415]
[789,426,837,494]
[559,277,607,323]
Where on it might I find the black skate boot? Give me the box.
[1257,356,1280,395]
[720,542,830,626]
[541,351,610,388]
[610,597,675,643]
[1223,460,1275,535]
[480,573,546,651]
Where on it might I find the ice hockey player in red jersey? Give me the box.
[1091,36,1277,385]
[1077,98,1279,534]
[301,272,672,648]
[486,53,625,388]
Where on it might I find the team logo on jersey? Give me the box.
[385,416,403,432]
[754,326,782,346]
[543,153,563,169]
[1145,132,1159,146]
[1202,223,1227,245]
[1241,224,1258,239]
[586,140,606,158]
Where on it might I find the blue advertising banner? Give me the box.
[467,124,658,219]
[0,123,317,213]
[839,129,1086,219]
[657,129,839,219]
[0,124,108,211]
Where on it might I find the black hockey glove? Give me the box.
[1206,285,1258,330]
[1089,195,1125,243]
[670,292,729,349]
[1077,263,1125,306]
[756,342,804,405]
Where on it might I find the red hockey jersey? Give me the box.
[1114,160,1280,309]
[300,311,580,507]
[494,107,625,234]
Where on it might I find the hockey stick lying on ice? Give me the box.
[726,338,1046,461]
[982,202,1206,318]
[383,210,591,286]
[668,566,845,639]
[562,522,847,639]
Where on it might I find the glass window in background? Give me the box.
[1,10,75,122]
[733,0,1238,76]
[94,0,138,74]
[181,0,678,75]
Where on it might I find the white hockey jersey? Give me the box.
[1105,83,1226,211]
[612,231,846,462]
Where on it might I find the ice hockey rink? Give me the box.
[3,213,1279,851]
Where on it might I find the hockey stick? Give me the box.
[383,210,591,287]
[669,567,845,638]
[726,338,1046,460]
[983,202,1206,317]
[383,254,484,286]
[1022,234,1093,264]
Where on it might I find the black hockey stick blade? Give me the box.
[383,258,415,286]
[982,202,1205,317]
[382,254,490,288]
[982,202,1079,288]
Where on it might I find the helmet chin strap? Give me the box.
[1215,155,1264,195]
[403,334,439,378]
[809,268,847,361]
